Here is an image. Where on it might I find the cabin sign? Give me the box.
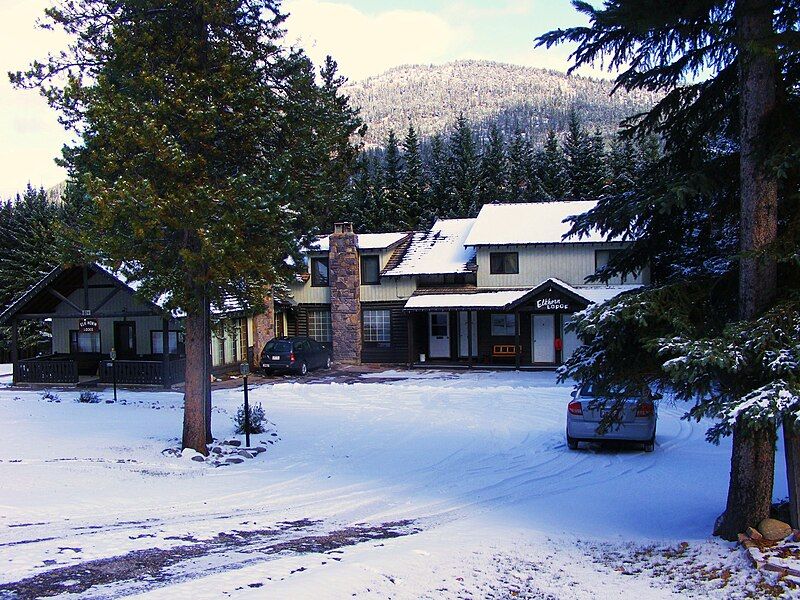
[79,317,100,333]
[535,295,571,312]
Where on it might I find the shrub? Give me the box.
[234,402,266,434]
[41,391,60,402]
[77,391,101,404]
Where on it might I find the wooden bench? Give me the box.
[492,344,519,358]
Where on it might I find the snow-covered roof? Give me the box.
[463,201,621,246]
[548,277,641,306]
[405,289,531,311]
[310,232,408,252]
[384,218,477,276]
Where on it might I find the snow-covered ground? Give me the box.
[0,371,792,598]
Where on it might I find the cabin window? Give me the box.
[595,249,630,284]
[490,314,516,336]
[361,255,380,285]
[69,330,101,353]
[307,310,332,342]
[310,257,329,287]
[150,331,181,355]
[363,309,391,343]
[489,252,519,274]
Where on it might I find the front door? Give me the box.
[532,314,555,364]
[114,321,137,359]
[458,311,478,358]
[429,312,451,358]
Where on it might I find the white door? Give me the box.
[532,314,556,364]
[429,312,451,358]
[458,311,478,358]
[561,314,581,363]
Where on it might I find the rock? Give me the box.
[746,527,763,541]
[211,447,223,455]
[252,447,267,454]
[758,518,792,541]
[223,439,242,447]
[237,450,254,459]
[226,457,244,464]
[190,455,205,463]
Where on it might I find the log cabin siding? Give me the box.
[361,301,408,364]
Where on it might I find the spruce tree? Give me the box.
[381,130,404,230]
[536,129,568,201]
[401,125,426,229]
[479,123,510,205]
[448,115,482,217]
[585,128,609,197]
[425,133,450,224]
[15,0,362,453]
[539,0,799,538]
[563,111,592,199]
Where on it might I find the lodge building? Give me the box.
[0,201,645,386]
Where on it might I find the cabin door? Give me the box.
[429,312,451,358]
[531,314,556,364]
[114,321,137,359]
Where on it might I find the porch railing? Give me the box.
[16,356,79,384]
[99,357,186,387]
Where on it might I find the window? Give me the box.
[307,310,332,342]
[595,249,629,284]
[151,331,180,355]
[491,314,516,336]
[363,309,391,343]
[69,330,101,353]
[361,255,380,285]
[310,257,329,286]
[489,252,519,274]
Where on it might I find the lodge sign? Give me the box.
[535,295,571,312]
[78,317,100,333]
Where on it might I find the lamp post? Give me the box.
[239,362,250,448]
[109,347,117,403]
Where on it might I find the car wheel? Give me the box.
[299,362,308,376]
[325,357,332,369]
[567,435,579,450]
[643,436,655,453]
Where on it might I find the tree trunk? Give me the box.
[182,297,209,454]
[715,0,779,540]
[714,420,776,539]
[204,295,213,441]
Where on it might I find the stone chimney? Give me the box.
[329,222,361,363]
[251,287,276,365]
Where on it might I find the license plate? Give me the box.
[271,355,281,361]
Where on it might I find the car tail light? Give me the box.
[289,352,296,363]
[568,401,583,416]
[636,402,654,417]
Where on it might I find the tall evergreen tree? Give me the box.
[585,128,609,197]
[401,125,426,229]
[539,0,800,538]
[448,115,482,217]
[536,129,569,201]
[507,129,535,202]
[425,133,450,224]
[380,130,405,230]
[479,123,510,205]
[15,0,362,453]
[563,111,593,199]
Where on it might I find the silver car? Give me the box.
[566,384,658,452]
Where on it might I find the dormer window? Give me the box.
[489,251,519,274]
[361,255,380,285]
[310,257,329,287]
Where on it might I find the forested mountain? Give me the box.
[344,60,659,147]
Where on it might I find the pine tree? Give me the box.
[479,123,509,205]
[401,125,426,229]
[425,133,450,224]
[585,128,609,197]
[15,0,362,454]
[608,133,637,195]
[507,129,533,202]
[539,0,800,539]
[536,129,568,201]
[563,111,592,199]
[448,115,482,217]
[380,130,404,230]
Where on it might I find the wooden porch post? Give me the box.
[514,310,521,370]
[467,310,473,369]
[162,318,170,389]
[10,318,18,385]
[407,313,414,368]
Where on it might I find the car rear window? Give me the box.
[579,384,595,397]
[264,340,292,353]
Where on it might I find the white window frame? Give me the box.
[363,309,391,343]
[490,313,516,336]
[307,309,332,342]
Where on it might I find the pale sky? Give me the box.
[0,0,593,198]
